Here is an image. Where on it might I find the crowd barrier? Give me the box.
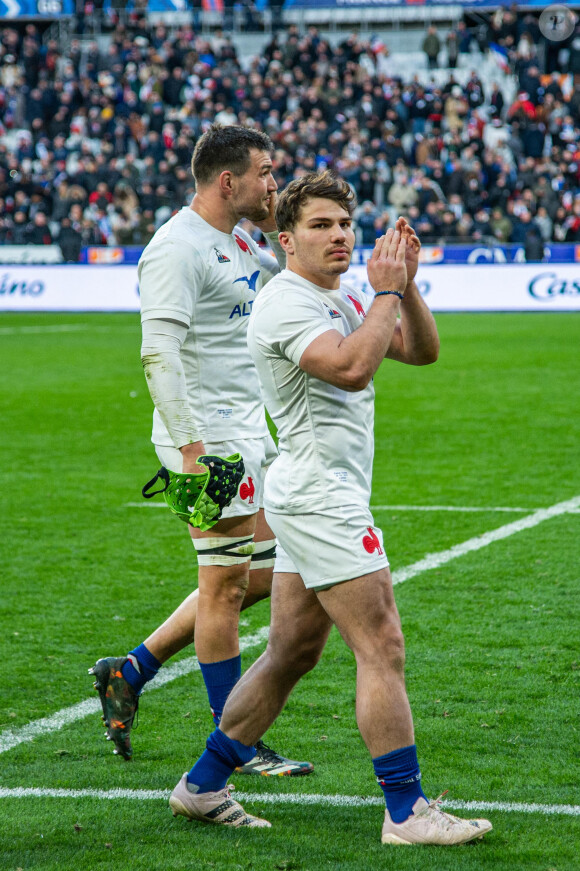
[1,262,579,312]
[78,243,580,266]
[2,244,578,267]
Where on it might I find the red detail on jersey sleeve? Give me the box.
[235,234,251,253]
[347,294,366,318]
[362,526,383,554]
[239,476,255,504]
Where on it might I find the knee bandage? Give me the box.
[193,535,255,567]
[250,538,276,570]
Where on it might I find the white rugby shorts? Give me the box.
[265,504,389,591]
[155,434,278,519]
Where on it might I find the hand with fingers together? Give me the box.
[253,190,278,234]
[366,228,408,300]
[395,216,421,286]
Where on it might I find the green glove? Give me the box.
[142,453,245,531]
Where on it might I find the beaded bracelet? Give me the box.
[375,290,404,300]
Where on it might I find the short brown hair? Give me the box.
[191,124,273,186]
[275,171,356,232]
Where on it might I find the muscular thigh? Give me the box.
[316,567,402,655]
[268,571,332,665]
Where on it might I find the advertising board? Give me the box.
[1,263,579,312]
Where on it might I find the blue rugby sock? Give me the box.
[374,744,427,824]
[187,728,256,793]
[121,643,162,694]
[199,655,241,726]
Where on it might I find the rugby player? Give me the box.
[167,171,493,845]
[89,125,314,777]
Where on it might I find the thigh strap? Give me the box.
[192,535,255,566]
[250,538,276,570]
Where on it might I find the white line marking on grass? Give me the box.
[0,787,578,817]
[2,495,578,756]
[125,501,168,508]
[373,505,534,513]
[0,325,89,335]
[391,495,580,585]
[0,325,137,335]
[0,627,269,756]
[126,501,580,514]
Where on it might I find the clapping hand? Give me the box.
[367,228,407,296]
[395,216,421,285]
[253,191,278,234]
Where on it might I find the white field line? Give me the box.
[0,325,89,335]
[392,494,580,585]
[0,627,269,756]
[0,325,137,335]
[126,501,580,514]
[1,495,578,757]
[0,787,578,817]
[374,505,533,513]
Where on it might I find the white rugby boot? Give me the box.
[381,794,492,845]
[169,773,271,828]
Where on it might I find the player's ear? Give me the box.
[218,170,234,196]
[278,231,294,255]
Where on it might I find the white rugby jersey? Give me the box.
[138,207,279,445]
[247,269,376,513]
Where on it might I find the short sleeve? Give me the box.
[138,239,204,327]
[257,287,335,366]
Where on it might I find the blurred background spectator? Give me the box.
[0,5,579,261]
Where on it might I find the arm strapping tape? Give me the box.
[141,318,202,448]
[264,230,286,271]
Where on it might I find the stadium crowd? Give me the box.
[1,7,580,260]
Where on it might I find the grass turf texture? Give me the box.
[0,312,579,871]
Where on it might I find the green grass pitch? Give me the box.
[0,311,579,871]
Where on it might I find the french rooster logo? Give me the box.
[240,477,255,504]
[235,234,251,253]
[347,295,366,318]
[362,527,383,554]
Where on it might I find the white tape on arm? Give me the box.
[141,318,202,448]
[263,231,286,271]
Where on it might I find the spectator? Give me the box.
[25,211,52,245]
[552,206,569,243]
[10,211,29,244]
[472,208,492,241]
[510,209,538,245]
[355,200,380,246]
[422,26,441,70]
[445,29,459,69]
[57,216,83,262]
[507,91,536,123]
[456,20,472,54]
[465,71,485,110]
[0,13,575,253]
[524,223,545,261]
[444,86,468,134]
[490,208,512,243]
[387,172,418,213]
[455,212,474,242]
[489,82,505,119]
[564,200,580,242]
[440,209,458,238]
[533,206,553,244]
